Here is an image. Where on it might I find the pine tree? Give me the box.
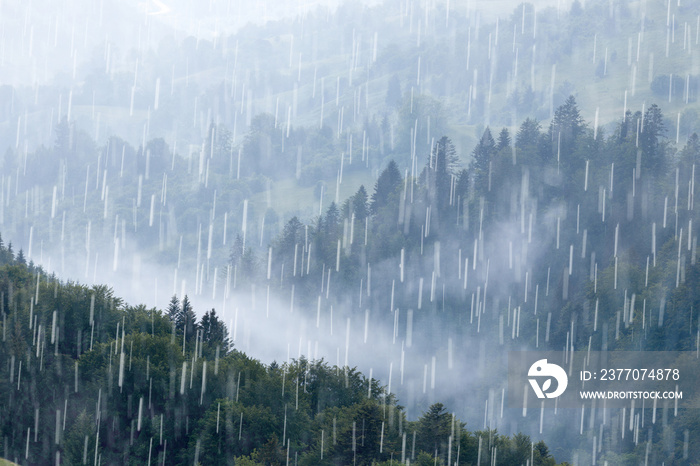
[316,203,341,265]
[433,135,459,212]
[415,403,453,459]
[497,128,511,151]
[201,309,230,350]
[279,217,303,252]
[200,310,212,340]
[678,133,700,190]
[515,118,544,165]
[167,295,180,322]
[547,95,585,164]
[177,295,198,341]
[455,169,470,200]
[640,103,667,173]
[0,234,9,266]
[681,133,700,168]
[322,203,340,241]
[470,128,496,195]
[371,160,403,214]
[352,185,369,221]
[494,128,517,187]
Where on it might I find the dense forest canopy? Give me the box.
[0,248,561,464]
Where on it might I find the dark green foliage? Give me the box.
[352,185,369,221]
[516,117,545,161]
[371,160,403,214]
[414,403,452,457]
[167,295,180,322]
[432,136,459,214]
[176,295,198,341]
[640,103,668,173]
[650,74,699,102]
[200,308,230,352]
[547,96,585,162]
[470,128,496,195]
[497,127,512,151]
[0,252,557,465]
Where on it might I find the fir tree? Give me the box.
[547,95,585,169]
[515,118,544,165]
[640,103,667,173]
[433,135,459,212]
[177,295,198,341]
[371,160,402,214]
[470,128,496,195]
[497,127,512,151]
[352,185,369,221]
[166,295,180,322]
[200,309,230,350]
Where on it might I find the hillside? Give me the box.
[0,248,559,465]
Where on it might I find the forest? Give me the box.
[0,244,559,464]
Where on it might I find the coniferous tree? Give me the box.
[323,202,340,239]
[494,127,516,184]
[316,202,341,265]
[516,118,545,167]
[455,168,470,200]
[200,308,230,351]
[415,403,453,460]
[549,96,585,142]
[371,160,403,214]
[548,95,585,171]
[275,216,304,280]
[434,136,458,194]
[640,103,668,173]
[680,133,700,172]
[497,127,512,151]
[470,128,496,196]
[352,185,369,221]
[166,295,180,322]
[278,217,303,253]
[177,295,198,341]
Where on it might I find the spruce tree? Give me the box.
[177,295,198,341]
[352,185,369,221]
[470,128,496,196]
[166,295,180,323]
[371,160,402,214]
[497,127,511,151]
